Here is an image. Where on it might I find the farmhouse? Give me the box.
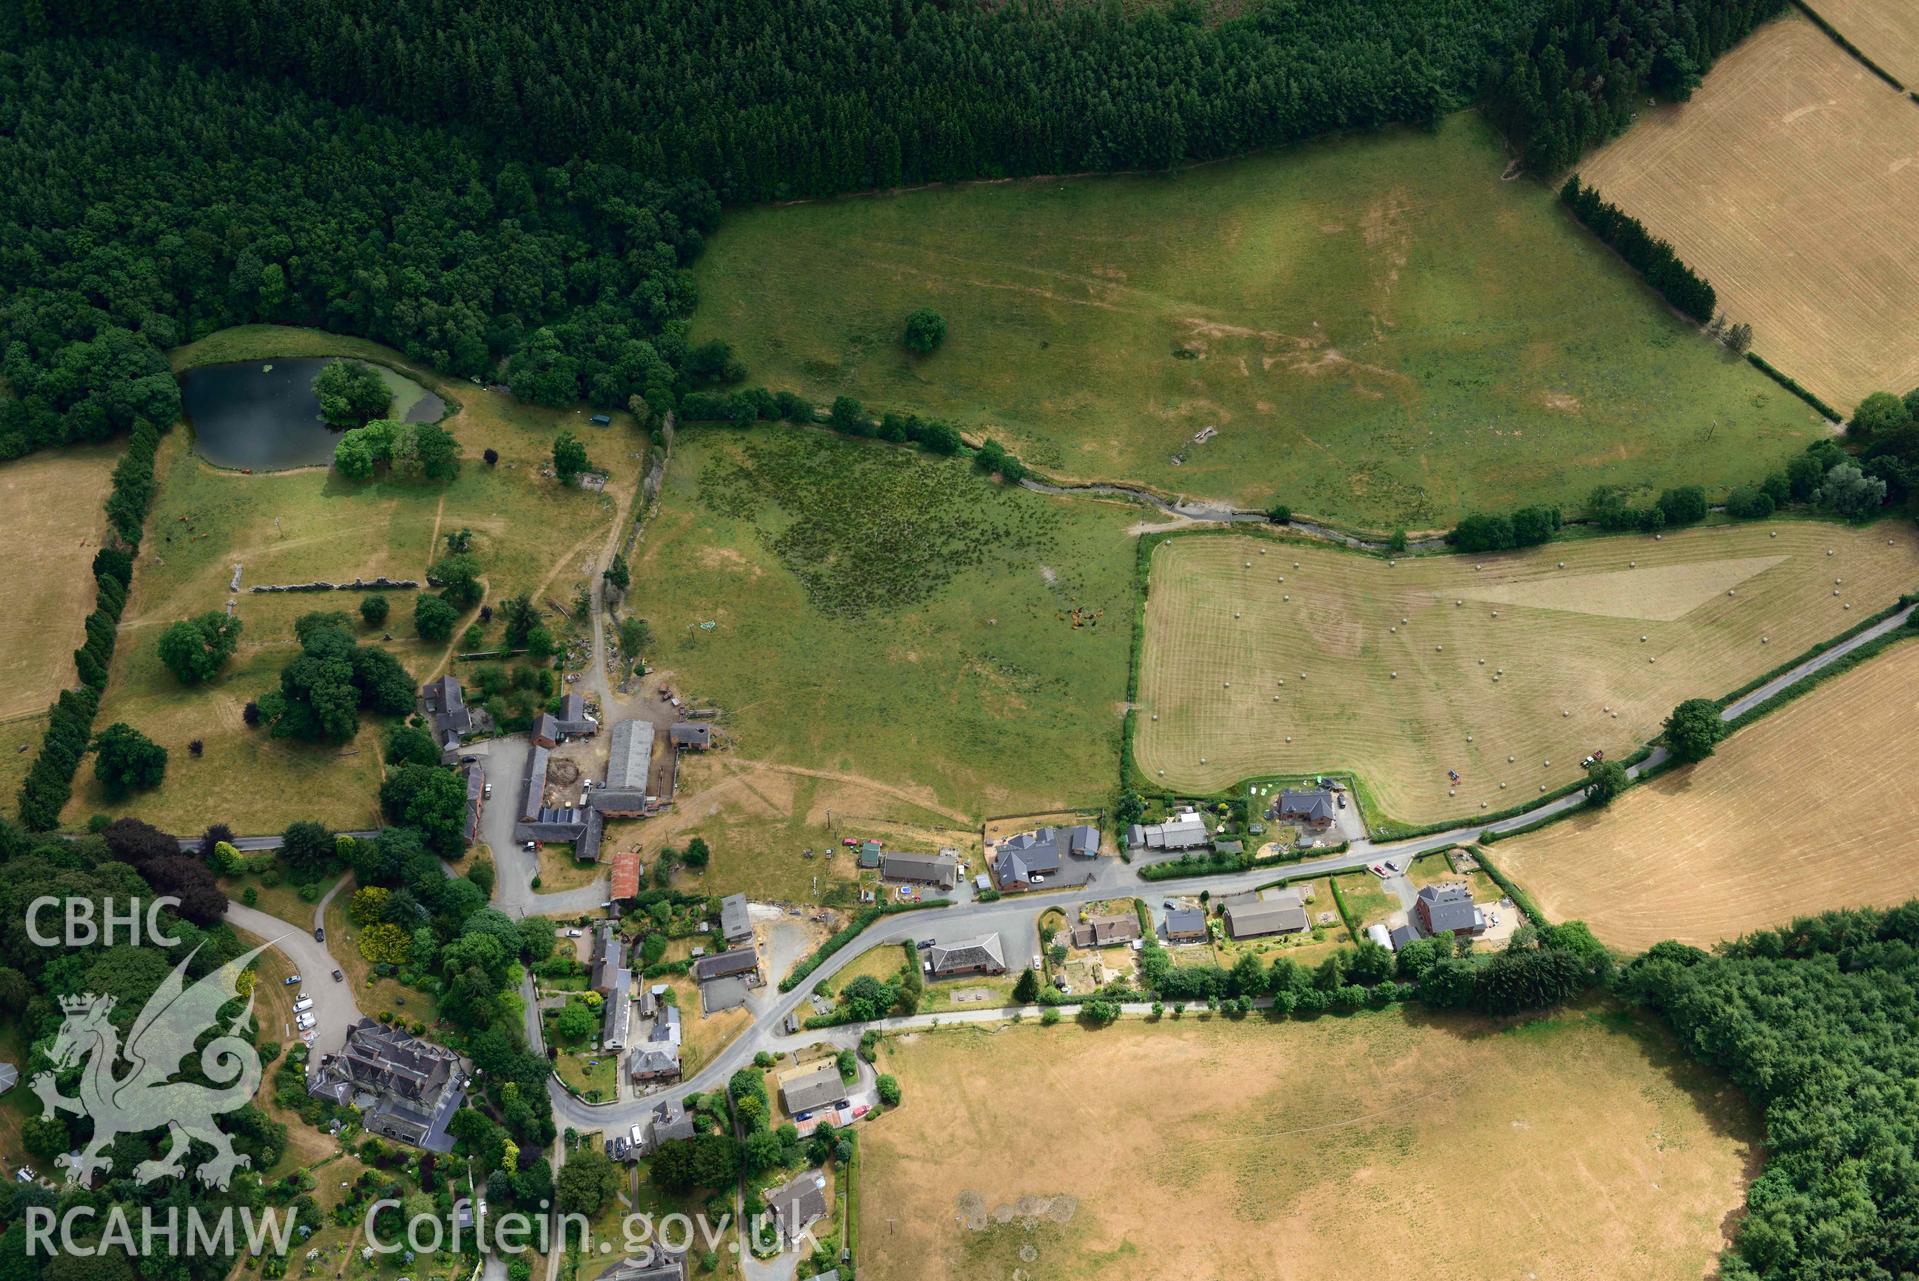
[629,1043,681,1084]
[719,892,753,945]
[306,1019,465,1151]
[1164,906,1208,942]
[1414,883,1483,937]
[669,722,712,750]
[691,947,761,985]
[1223,892,1309,940]
[764,1170,829,1248]
[1275,788,1336,830]
[1128,809,1210,852]
[420,676,473,761]
[1070,913,1142,949]
[880,850,958,890]
[779,1061,848,1116]
[601,966,633,1049]
[926,934,1007,978]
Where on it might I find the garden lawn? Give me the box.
[694,112,1820,530]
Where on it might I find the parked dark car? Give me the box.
[314,927,326,942]
[331,969,344,982]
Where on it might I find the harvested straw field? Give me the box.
[861,1011,1757,1281]
[1578,14,1919,411]
[1497,639,1919,951]
[1132,522,1919,825]
[1806,0,1919,86]
[0,445,119,720]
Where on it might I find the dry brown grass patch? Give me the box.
[1807,0,1919,85]
[861,1010,1757,1281]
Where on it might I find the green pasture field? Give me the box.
[693,113,1822,531]
[630,427,1137,818]
[65,326,633,833]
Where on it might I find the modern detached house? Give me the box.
[1414,883,1484,937]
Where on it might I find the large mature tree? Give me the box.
[156,612,243,685]
[280,820,337,884]
[314,360,393,429]
[902,308,946,355]
[414,593,459,643]
[551,431,590,483]
[380,764,469,856]
[1662,699,1725,764]
[92,723,167,798]
[1583,758,1628,806]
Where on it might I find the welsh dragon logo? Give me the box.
[32,941,271,1189]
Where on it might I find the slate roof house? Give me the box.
[644,1098,695,1150]
[990,824,1097,885]
[719,893,753,946]
[591,925,624,993]
[764,1170,829,1248]
[601,966,633,1049]
[778,1061,847,1116]
[1070,913,1142,949]
[1163,906,1209,942]
[420,676,473,761]
[1414,883,1483,936]
[690,947,761,985]
[1127,809,1210,852]
[926,934,1007,977]
[880,850,958,890]
[1223,891,1310,939]
[531,695,598,749]
[1276,788,1337,830]
[307,1019,465,1151]
[630,995,684,1081]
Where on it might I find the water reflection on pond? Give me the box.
[180,357,445,470]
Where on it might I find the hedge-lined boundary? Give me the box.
[1137,840,1350,882]
[1466,845,1549,927]
[1721,627,1915,735]
[1714,592,1914,708]
[1745,353,1844,422]
[1793,0,1906,91]
[1560,177,1715,323]
[17,419,165,829]
[778,898,950,992]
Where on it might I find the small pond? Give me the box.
[180,357,446,470]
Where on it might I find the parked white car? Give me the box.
[296,1013,317,1031]
[292,997,315,1014]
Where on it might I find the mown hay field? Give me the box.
[630,428,1137,819]
[861,1010,1757,1281]
[1807,0,1919,86]
[1579,15,1919,412]
[69,327,632,833]
[1133,522,1919,824]
[693,113,1819,531]
[1498,639,1919,951]
[0,445,120,719]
